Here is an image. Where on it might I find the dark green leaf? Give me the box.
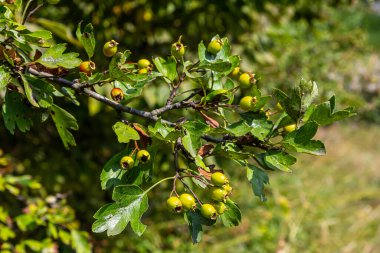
[50,104,78,149]
[308,96,355,125]
[226,121,252,136]
[24,75,56,108]
[2,92,33,134]
[241,112,273,141]
[185,209,216,244]
[261,151,296,172]
[76,23,95,59]
[220,199,241,227]
[247,164,269,201]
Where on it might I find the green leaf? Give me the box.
[61,87,80,106]
[182,121,210,157]
[148,120,178,142]
[71,230,91,253]
[21,75,39,107]
[308,96,355,126]
[76,23,95,59]
[36,44,81,69]
[185,209,216,244]
[50,104,78,149]
[100,149,131,190]
[2,92,33,134]
[241,112,273,141]
[199,60,232,72]
[152,56,178,82]
[226,121,251,136]
[112,122,140,143]
[92,185,148,236]
[261,151,296,172]
[0,66,11,89]
[282,122,325,155]
[247,164,269,201]
[24,75,56,108]
[220,199,241,227]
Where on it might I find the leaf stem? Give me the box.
[144,176,175,194]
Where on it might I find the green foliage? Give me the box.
[0,0,363,251]
[0,151,91,253]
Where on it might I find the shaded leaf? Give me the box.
[50,104,78,149]
[2,92,33,134]
[247,164,269,201]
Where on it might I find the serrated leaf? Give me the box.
[2,92,33,134]
[148,120,178,142]
[112,122,140,143]
[76,23,95,58]
[21,75,39,107]
[247,164,269,201]
[308,96,355,125]
[36,44,81,69]
[226,120,252,137]
[241,113,273,141]
[182,121,210,157]
[50,104,78,149]
[185,209,216,244]
[24,75,56,108]
[92,185,148,236]
[282,122,325,155]
[262,151,296,172]
[220,199,241,227]
[152,56,178,82]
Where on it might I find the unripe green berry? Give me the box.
[137,59,151,69]
[239,73,255,89]
[136,150,150,163]
[103,40,118,57]
[171,41,186,59]
[284,124,296,133]
[167,196,183,213]
[179,193,196,211]
[207,39,223,54]
[211,172,229,186]
[120,156,134,170]
[200,204,217,220]
[138,68,148,74]
[239,96,257,111]
[210,187,228,202]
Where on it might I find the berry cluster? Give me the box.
[120,149,151,170]
[167,172,232,220]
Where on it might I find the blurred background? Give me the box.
[1,0,380,252]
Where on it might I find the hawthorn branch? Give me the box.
[28,68,174,125]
